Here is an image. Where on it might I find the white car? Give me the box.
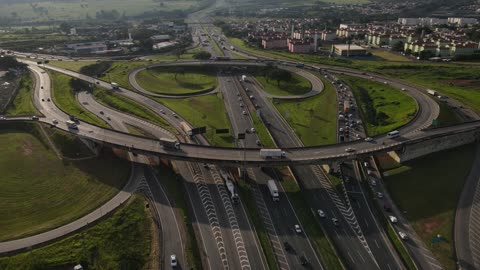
[383,81,388,85]
[345,147,355,152]
[242,111,247,115]
[160,109,165,114]
[370,180,377,186]
[294,224,302,233]
[401,88,407,91]
[52,119,58,124]
[172,113,178,118]
[364,137,373,142]
[389,216,398,223]
[377,192,384,199]
[250,128,256,133]
[317,210,326,218]
[398,231,408,240]
[170,254,178,267]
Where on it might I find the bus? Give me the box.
[387,130,400,138]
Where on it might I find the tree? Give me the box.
[391,41,404,52]
[171,67,185,80]
[267,68,292,86]
[59,22,71,33]
[193,51,212,60]
[174,48,186,59]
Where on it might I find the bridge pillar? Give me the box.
[80,138,103,155]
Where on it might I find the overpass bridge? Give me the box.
[3,118,480,166]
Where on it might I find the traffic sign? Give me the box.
[216,128,229,134]
[192,126,207,135]
[237,133,246,140]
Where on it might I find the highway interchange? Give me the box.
[2,6,480,270]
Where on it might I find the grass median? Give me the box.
[256,72,311,96]
[49,60,97,72]
[92,88,174,133]
[339,75,417,136]
[155,93,234,147]
[50,71,108,127]
[0,122,130,242]
[272,77,337,146]
[5,72,38,116]
[136,66,217,95]
[381,144,476,269]
[0,195,152,270]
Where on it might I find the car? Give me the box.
[47,98,50,102]
[401,87,407,91]
[96,81,100,84]
[254,104,260,109]
[172,112,178,118]
[367,170,373,176]
[250,128,256,133]
[256,140,262,146]
[227,79,231,82]
[389,216,398,223]
[240,103,244,107]
[170,254,178,267]
[398,231,408,240]
[236,92,240,96]
[370,179,377,186]
[317,209,326,218]
[383,81,388,85]
[0,116,5,120]
[100,111,104,115]
[345,147,355,152]
[332,217,339,226]
[249,95,254,99]
[300,255,308,266]
[41,98,45,102]
[283,241,293,252]
[238,97,242,101]
[377,192,384,199]
[160,109,165,114]
[242,111,247,115]
[294,224,302,233]
[363,161,370,168]
[41,86,44,89]
[364,137,373,142]
[52,119,58,124]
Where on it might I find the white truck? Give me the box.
[66,120,78,129]
[111,82,120,89]
[220,169,239,204]
[260,149,286,159]
[180,121,193,137]
[267,180,280,201]
[427,89,437,96]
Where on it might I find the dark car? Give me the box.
[300,255,309,266]
[283,242,293,253]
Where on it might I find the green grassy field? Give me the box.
[383,145,476,270]
[103,61,148,90]
[0,123,130,241]
[136,66,218,95]
[92,88,174,133]
[155,94,234,147]
[50,71,108,127]
[0,195,152,270]
[272,77,337,146]
[436,101,463,127]
[256,72,311,96]
[49,60,97,72]
[5,72,38,116]
[339,75,418,136]
[367,49,412,62]
[251,113,276,148]
[0,0,204,22]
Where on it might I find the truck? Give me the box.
[179,121,193,137]
[66,120,78,129]
[219,170,239,204]
[427,89,437,96]
[343,100,350,114]
[260,149,286,159]
[111,82,120,89]
[160,138,180,150]
[267,180,280,201]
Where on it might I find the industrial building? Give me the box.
[332,44,367,56]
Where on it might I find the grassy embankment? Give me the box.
[256,72,311,96]
[48,60,97,72]
[0,122,130,242]
[92,88,174,133]
[0,195,152,270]
[5,72,38,115]
[273,77,337,146]
[50,71,108,127]
[136,66,218,95]
[155,94,234,147]
[339,75,418,136]
[379,145,476,269]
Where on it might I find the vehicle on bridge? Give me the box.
[267,179,280,201]
[179,121,193,137]
[260,148,286,159]
[160,138,180,150]
[387,130,400,138]
[66,120,78,130]
[110,82,120,90]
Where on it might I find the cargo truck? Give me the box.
[179,121,193,137]
[160,138,180,150]
[111,82,120,89]
[343,100,350,113]
[427,89,437,96]
[260,149,286,159]
[66,120,78,129]
[267,180,280,201]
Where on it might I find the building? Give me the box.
[321,31,336,41]
[448,17,479,26]
[152,41,178,50]
[65,42,107,54]
[150,35,171,42]
[398,18,420,26]
[288,39,314,53]
[262,38,288,49]
[450,42,480,56]
[332,44,367,56]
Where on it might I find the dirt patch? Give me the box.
[444,79,480,89]
[21,138,34,156]
[420,216,448,235]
